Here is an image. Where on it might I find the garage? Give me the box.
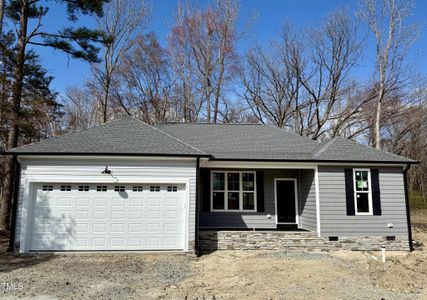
[29,183,187,251]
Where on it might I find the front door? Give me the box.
[276,179,297,223]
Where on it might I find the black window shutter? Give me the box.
[371,169,381,215]
[256,171,264,212]
[201,169,211,212]
[344,169,355,215]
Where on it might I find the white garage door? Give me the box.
[30,183,186,251]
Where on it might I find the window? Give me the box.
[114,186,125,192]
[96,186,107,192]
[42,185,53,191]
[132,186,143,192]
[211,171,256,212]
[78,185,89,191]
[150,186,160,192]
[353,169,372,215]
[167,186,178,192]
[60,185,71,191]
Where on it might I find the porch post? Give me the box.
[315,166,321,237]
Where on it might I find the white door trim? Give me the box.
[274,178,299,225]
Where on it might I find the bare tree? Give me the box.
[168,0,240,123]
[116,33,174,124]
[359,0,418,148]
[91,0,149,123]
[239,26,304,129]
[62,87,98,131]
[297,11,363,140]
[240,11,365,140]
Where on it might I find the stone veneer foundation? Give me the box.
[199,231,410,252]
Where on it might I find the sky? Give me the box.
[13,0,427,96]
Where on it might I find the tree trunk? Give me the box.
[0,0,4,35]
[0,1,28,231]
[374,78,385,149]
[102,78,110,123]
[374,93,382,149]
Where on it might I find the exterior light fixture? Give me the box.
[101,165,111,174]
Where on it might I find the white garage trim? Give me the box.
[16,157,197,253]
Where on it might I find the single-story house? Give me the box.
[5,118,416,253]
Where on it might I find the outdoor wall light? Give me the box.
[101,165,112,174]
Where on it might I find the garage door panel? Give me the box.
[129,223,143,233]
[30,183,186,251]
[93,198,108,207]
[111,210,126,220]
[92,210,108,220]
[75,197,90,207]
[129,211,143,220]
[57,197,73,207]
[147,210,161,219]
[130,197,144,206]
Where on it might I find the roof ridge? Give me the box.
[266,125,320,145]
[156,122,263,126]
[134,119,208,155]
[312,138,336,159]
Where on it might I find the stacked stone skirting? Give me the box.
[199,231,409,251]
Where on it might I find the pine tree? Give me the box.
[0,0,109,232]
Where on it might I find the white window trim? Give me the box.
[210,171,257,212]
[353,168,373,215]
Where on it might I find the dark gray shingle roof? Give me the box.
[312,137,414,163]
[155,123,320,160]
[7,118,415,163]
[8,118,206,156]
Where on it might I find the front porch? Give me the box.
[199,166,319,234]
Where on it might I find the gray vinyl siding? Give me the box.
[318,166,408,237]
[299,169,317,231]
[199,169,316,230]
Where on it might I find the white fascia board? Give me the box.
[17,155,198,162]
[201,161,316,169]
[201,160,407,169]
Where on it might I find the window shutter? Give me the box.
[201,169,211,212]
[256,171,264,212]
[371,169,381,215]
[344,169,355,215]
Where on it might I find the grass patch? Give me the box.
[409,190,427,209]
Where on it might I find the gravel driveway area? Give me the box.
[0,210,426,299]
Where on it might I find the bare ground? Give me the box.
[0,210,426,299]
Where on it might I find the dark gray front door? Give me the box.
[276,180,296,223]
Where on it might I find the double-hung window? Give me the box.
[211,171,256,212]
[353,169,373,215]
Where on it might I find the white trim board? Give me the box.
[274,178,299,225]
[202,161,317,169]
[200,160,407,169]
[314,166,321,237]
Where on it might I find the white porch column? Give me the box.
[315,166,321,237]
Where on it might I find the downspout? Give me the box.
[8,155,20,252]
[195,157,200,256]
[403,164,414,251]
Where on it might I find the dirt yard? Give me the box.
[1,211,426,299]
